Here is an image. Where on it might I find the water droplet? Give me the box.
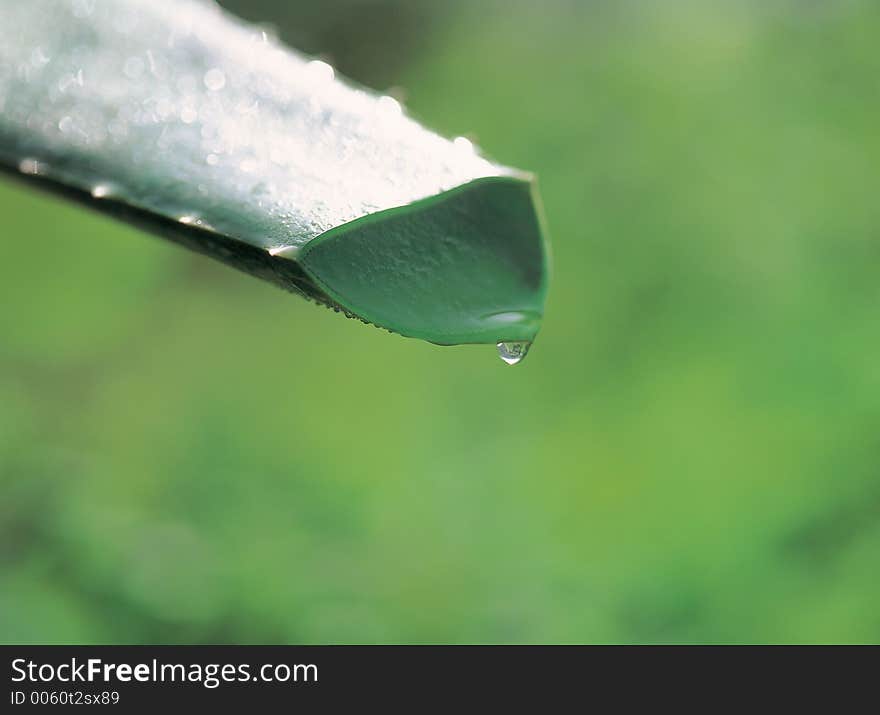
[453,136,475,153]
[18,158,43,175]
[306,59,334,82]
[496,341,531,366]
[91,184,112,198]
[378,95,402,116]
[180,106,198,124]
[203,68,226,91]
[268,245,299,259]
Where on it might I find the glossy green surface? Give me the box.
[299,177,547,345]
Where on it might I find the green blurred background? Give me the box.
[2,0,880,644]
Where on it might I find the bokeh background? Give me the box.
[2,0,880,643]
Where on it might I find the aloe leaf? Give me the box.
[0,0,549,349]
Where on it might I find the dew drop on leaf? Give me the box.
[496,340,531,366]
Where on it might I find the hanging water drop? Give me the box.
[496,340,531,366]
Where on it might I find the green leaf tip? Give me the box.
[296,176,549,346]
[0,0,550,349]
